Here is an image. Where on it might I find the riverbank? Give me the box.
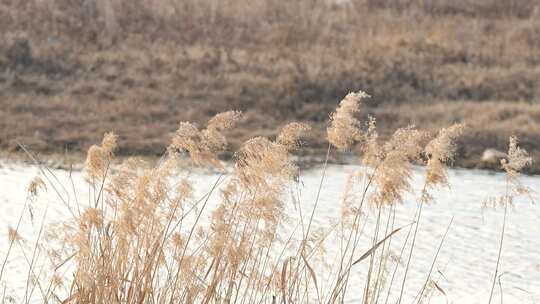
[2,140,539,175]
[1,0,539,173]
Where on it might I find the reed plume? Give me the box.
[170,111,242,169]
[328,91,369,150]
[424,124,465,191]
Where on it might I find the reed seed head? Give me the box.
[276,122,311,150]
[425,123,465,189]
[328,91,369,150]
[85,132,117,180]
[170,111,242,169]
[27,176,46,197]
[502,136,532,175]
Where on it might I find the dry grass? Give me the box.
[0,92,534,303]
[1,0,540,171]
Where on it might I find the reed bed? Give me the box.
[0,91,534,304]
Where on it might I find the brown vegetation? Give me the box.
[1,91,533,303]
[1,0,540,172]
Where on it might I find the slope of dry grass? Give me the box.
[1,0,539,172]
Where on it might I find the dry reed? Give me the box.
[0,91,535,304]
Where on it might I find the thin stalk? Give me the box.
[415,216,454,303]
[397,184,427,304]
[168,174,223,303]
[303,143,331,241]
[488,202,508,304]
[363,207,383,304]
[328,168,378,303]
[488,173,511,304]
[0,194,30,282]
[372,205,395,304]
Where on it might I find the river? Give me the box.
[0,161,539,303]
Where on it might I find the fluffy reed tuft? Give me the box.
[328,91,369,150]
[502,136,532,177]
[170,111,242,169]
[424,124,465,190]
[27,176,46,197]
[85,132,118,179]
[276,122,311,149]
[369,126,427,207]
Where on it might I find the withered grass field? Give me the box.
[1,0,540,171]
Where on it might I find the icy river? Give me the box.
[0,161,539,304]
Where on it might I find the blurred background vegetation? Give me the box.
[1,0,539,171]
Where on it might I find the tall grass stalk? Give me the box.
[488,190,508,304]
[488,136,533,304]
[414,216,453,303]
[397,190,426,304]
